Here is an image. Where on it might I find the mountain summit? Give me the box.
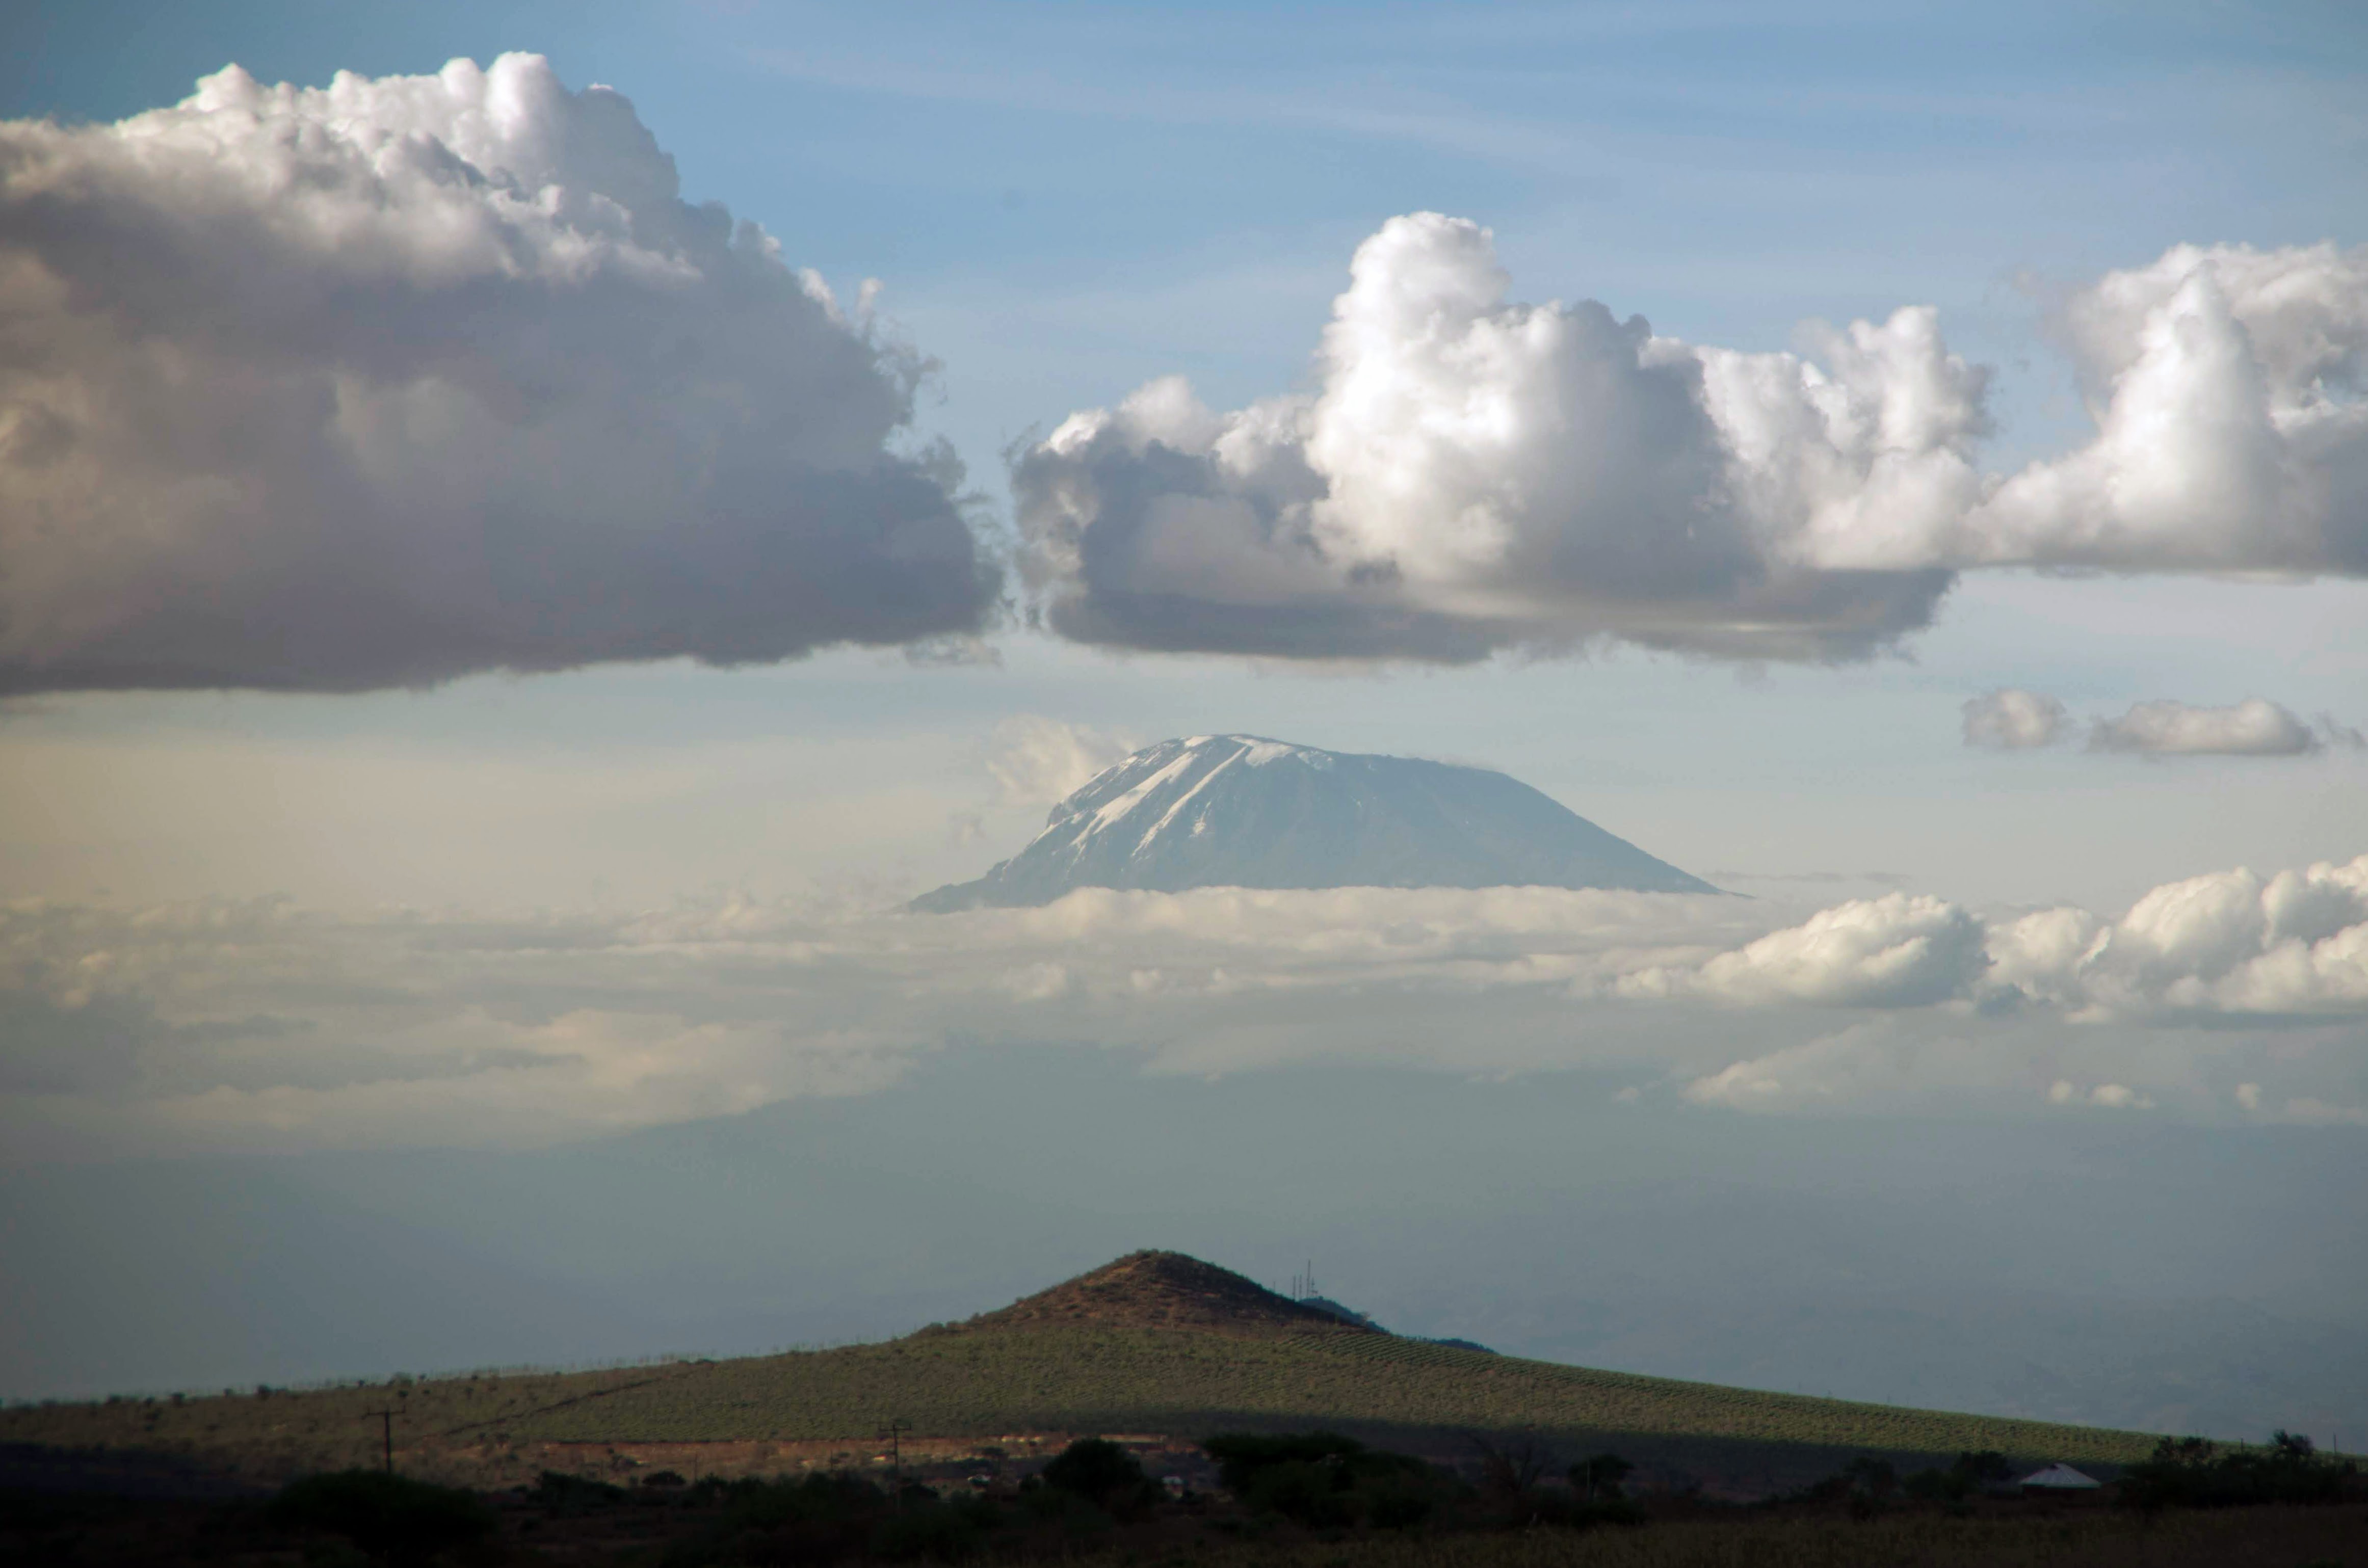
[914,734,1714,911]
[956,1250,1371,1337]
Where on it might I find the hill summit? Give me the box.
[915,734,1715,911]
[957,1250,1379,1337]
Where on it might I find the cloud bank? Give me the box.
[0,55,996,695]
[5,851,2363,1156]
[1017,217,2367,662]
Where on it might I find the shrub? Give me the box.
[869,1497,985,1561]
[268,1470,495,1565]
[532,1469,627,1514]
[1202,1430,1454,1529]
[1040,1438,1152,1509]
[2123,1432,2358,1510]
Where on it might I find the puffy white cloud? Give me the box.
[1975,243,2368,573]
[1016,212,1965,662]
[2088,697,2345,755]
[1984,856,2368,1018]
[1016,219,2368,663]
[1620,893,1988,1007]
[0,55,995,696]
[1964,688,2068,749]
[1611,852,2368,1023]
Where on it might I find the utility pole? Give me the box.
[365,1409,397,1474]
[878,1419,911,1510]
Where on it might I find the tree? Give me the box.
[1041,1438,1150,1509]
[1570,1453,1634,1503]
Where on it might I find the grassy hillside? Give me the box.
[506,1322,2157,1466]
[0,1252,2163,1493]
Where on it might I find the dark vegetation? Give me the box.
[7,1429,2366,1567]
[2121,1430,2358,1509]
[267,1469,496,1564]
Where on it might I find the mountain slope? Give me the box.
[916,735,1714,910]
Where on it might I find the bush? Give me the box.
[531,1469,627,1514]
[269,1470,495,1565]
[1903,1450,2014,1502]
[1040,1438,1152,1510]
[1202,1430,1455,1529]
[869,1497,985,1561]
[2123,1432,2358,1510]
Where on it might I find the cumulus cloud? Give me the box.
[1016,214,1966,661]
[1629,852,2368,1023]
[1975,243,2368,572]
[1963,688,2067,749]
[1619,893,1989,1007]
[0,55,996,695]
[2088,697,2351,755]
[1016,218,2368,663]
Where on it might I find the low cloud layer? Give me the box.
[5,850,2363,1157]
[1018,217,2367,662]
[0,55,996,695]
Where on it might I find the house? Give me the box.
[2019,1463,2101,1491]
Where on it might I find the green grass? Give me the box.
[0,1323,2163,1491]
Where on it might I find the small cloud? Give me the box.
[1963,688,2068,750]
[2049,1080,2154,1109]
[984,716,1139,807]
[2088,698,2326,756]
[2235,1081,2262,1112]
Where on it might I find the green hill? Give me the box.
[0,1252,2162,1494]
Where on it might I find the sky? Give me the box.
[2,1,2366,1441]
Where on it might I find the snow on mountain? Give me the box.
[913,734,1717,911]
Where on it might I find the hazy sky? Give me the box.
[3,1,2365,1435]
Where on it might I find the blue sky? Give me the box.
[2,1,2365,1432]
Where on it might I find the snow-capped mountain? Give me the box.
[912,734,1716,911]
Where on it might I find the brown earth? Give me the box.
[950,1251,1372,1337]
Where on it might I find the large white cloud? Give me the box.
[0,55,996,695]
[6,852,2365,1156]
[1975,243,2368,572]
[1017,217,2367,662]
